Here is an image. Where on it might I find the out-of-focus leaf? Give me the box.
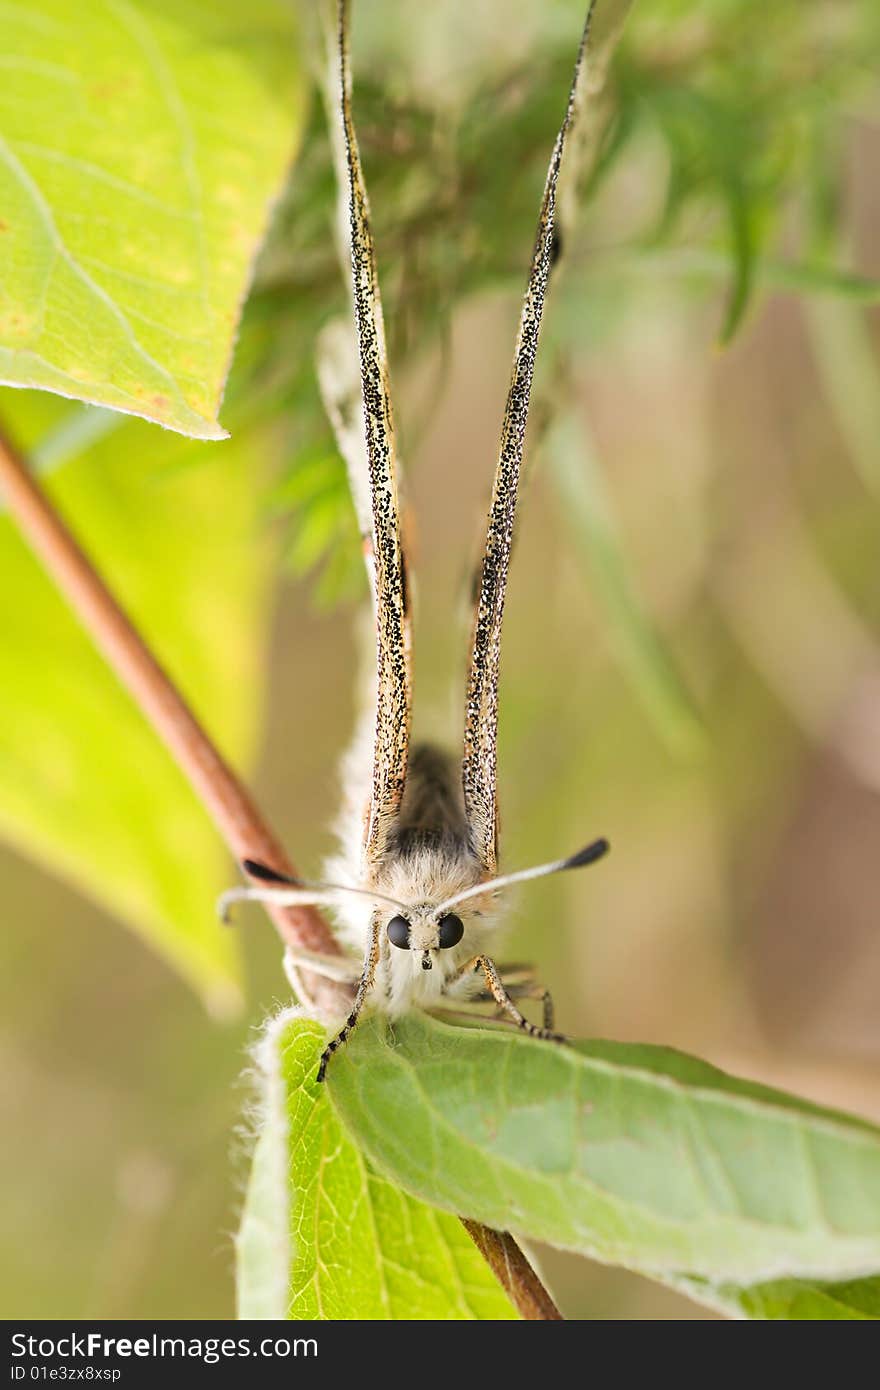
[718,174,759,343]
[638,81,769,343]
[237,1012,518,1320]
[0,0,307,438]
[0,396,277,1010]
[269,451,364,608]
[599,249,880,303]
[672,1272,880,1320]
[237,1129,289,1320]
[30,405,124,476]
[0,401,124,495]
[327,1013,880,1283]
[241,1,880,611]
[546,409,704,757]
[745,261,880,303]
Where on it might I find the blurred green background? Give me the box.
[2,0,880,1319]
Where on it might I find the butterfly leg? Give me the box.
[464,962,556,1031]
[317,915,382,1082]
[450,955,564,1043]
[438,984,555,1033]
[282,946,361,989]
[505,981,556,1032]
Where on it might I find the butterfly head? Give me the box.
[221,837,610,981]
[370,842,486,973]
[385,906,465,971]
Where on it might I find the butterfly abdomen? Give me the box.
[390,743,470,857]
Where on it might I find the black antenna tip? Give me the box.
[563,837,610,871]
[242,858,301,886]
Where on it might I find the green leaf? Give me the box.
[326,1014,880,1284]
[237,1012,518,1320]
[717,167,760,344]
[604,249,880,304]
[30,404,124,477]
[546,410,704,758]
[0,0,307,438]
[237,1129,290,1320]
[0,397,277,1009]
[672,1272,880,1321]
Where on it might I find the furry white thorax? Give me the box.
[324,715,504,1017]
[327,839,501,1016]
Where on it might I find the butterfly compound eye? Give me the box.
[437,913,464,949]
[386,916,411,950]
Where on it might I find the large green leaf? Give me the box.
[0,398,277,1009]
[326,1014,880,1284]
[237,1013,517,1320]
[0,0,306,438]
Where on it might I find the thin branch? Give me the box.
[0,423,560,1321]
[462,1223,563,1320]
[0,426,340,1013]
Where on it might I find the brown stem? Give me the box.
[0,424,561,1321]
[0,428,340,1012]
[462,1222,563,1320]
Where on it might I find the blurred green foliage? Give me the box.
[242,0,880,602]
[4,0,880,1324]
[677,1271,880,1320]
[0,394,279,1006]
[0,0,307,436]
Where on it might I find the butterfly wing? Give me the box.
[462,6,595,874]
[333,0,412,871]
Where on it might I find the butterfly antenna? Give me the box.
[434,837,609,913]
[217,859,408,924]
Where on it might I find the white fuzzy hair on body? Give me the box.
[323,706,502,1018]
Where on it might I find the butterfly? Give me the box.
[220,0,608,1081]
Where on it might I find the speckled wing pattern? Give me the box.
[462,6,594,875]
[336,0,412,869]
